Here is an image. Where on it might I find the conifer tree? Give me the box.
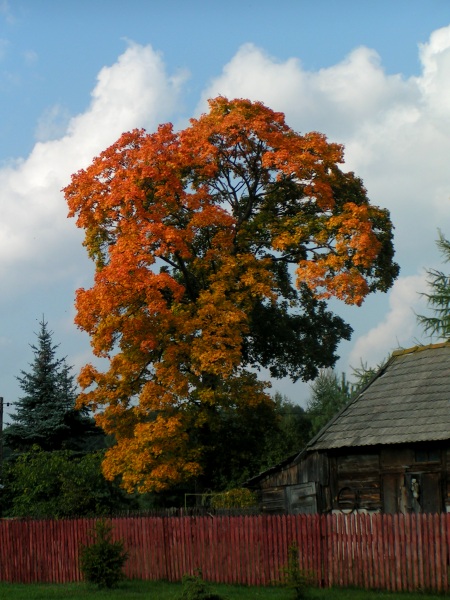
[417,231,450,339]
[5,319,99,452]
[307,369,352,435]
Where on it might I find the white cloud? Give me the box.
[66,42,188,153]
[348,274,429,369]
[418,25,450,116]
[0,42,187,295]
[197,43,414,140]
[35,104,71,142]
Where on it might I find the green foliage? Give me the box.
[179,571,227,600]
[5,318,103,453]
[307,369,352,436]
[417,230,450,339]
[195,399,281,491]
[209,488,257,509]
[261,393,312,468]
[350,359,384,393]
[186,394,312,496]
[79,520,128,589]
[279,544,314,600]
[3,447,135,518]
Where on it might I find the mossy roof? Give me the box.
[308,343,450,451]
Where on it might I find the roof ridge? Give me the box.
[391,341,450,357]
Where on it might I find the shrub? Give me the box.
[209,488,257,509]
[179,570,227,600]
[279,543,314,600]
[79,519,128,588]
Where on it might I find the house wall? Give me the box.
[330,451,381,512]
[256,452,330,514]
[252,442,450,514]
[379,445,448,514]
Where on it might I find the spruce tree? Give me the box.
[417,231,450,339]
[307,369,352,435]
[5,318,100,452]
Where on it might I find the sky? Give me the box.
[2,0,450,416]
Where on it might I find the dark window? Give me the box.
[415,449,440,463]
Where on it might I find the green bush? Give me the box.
[179,570,227,600]
[209,488,257,509]
[279,543,314,600]
[79,519,129,589]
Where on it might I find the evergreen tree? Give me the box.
[4,318,102,452]
[307,369,352,436]
[350,360,382,392]
[417,231,450,339]
[258,393,312,469]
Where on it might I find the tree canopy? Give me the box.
[64,96,399,493]
[3,447,134,518]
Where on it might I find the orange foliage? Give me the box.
[64,97,398,493]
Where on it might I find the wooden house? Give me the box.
[247,343,450,514]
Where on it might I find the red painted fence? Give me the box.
[0,513,448,591]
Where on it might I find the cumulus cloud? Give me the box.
[35,104,72,142]
[0,42,187,294]
[197,43,415,139]
[348,274,429,369]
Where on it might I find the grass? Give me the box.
[0,580,446,600]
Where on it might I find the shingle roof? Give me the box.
[308,343,450,451]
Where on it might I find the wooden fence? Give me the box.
[0,513,449,591]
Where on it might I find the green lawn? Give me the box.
[0,580,445,600]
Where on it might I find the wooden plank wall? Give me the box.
[0,514,448,592]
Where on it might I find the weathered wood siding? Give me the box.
[257,452,330,513]
[253,442,450,514]
[331,451,381,512]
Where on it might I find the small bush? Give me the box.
[179,570,227,600]
[279,543,314,600]
[209,488,257,509]
[79,519,128,589]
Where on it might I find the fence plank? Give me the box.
[440,513,448,593]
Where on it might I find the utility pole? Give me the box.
[0,397,3,484]
[0,397,12,516]
[0,397,3,518]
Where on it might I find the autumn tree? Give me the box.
[64,96,399,493]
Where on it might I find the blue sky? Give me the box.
[2,0,450,415]
[3,1,450,158]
